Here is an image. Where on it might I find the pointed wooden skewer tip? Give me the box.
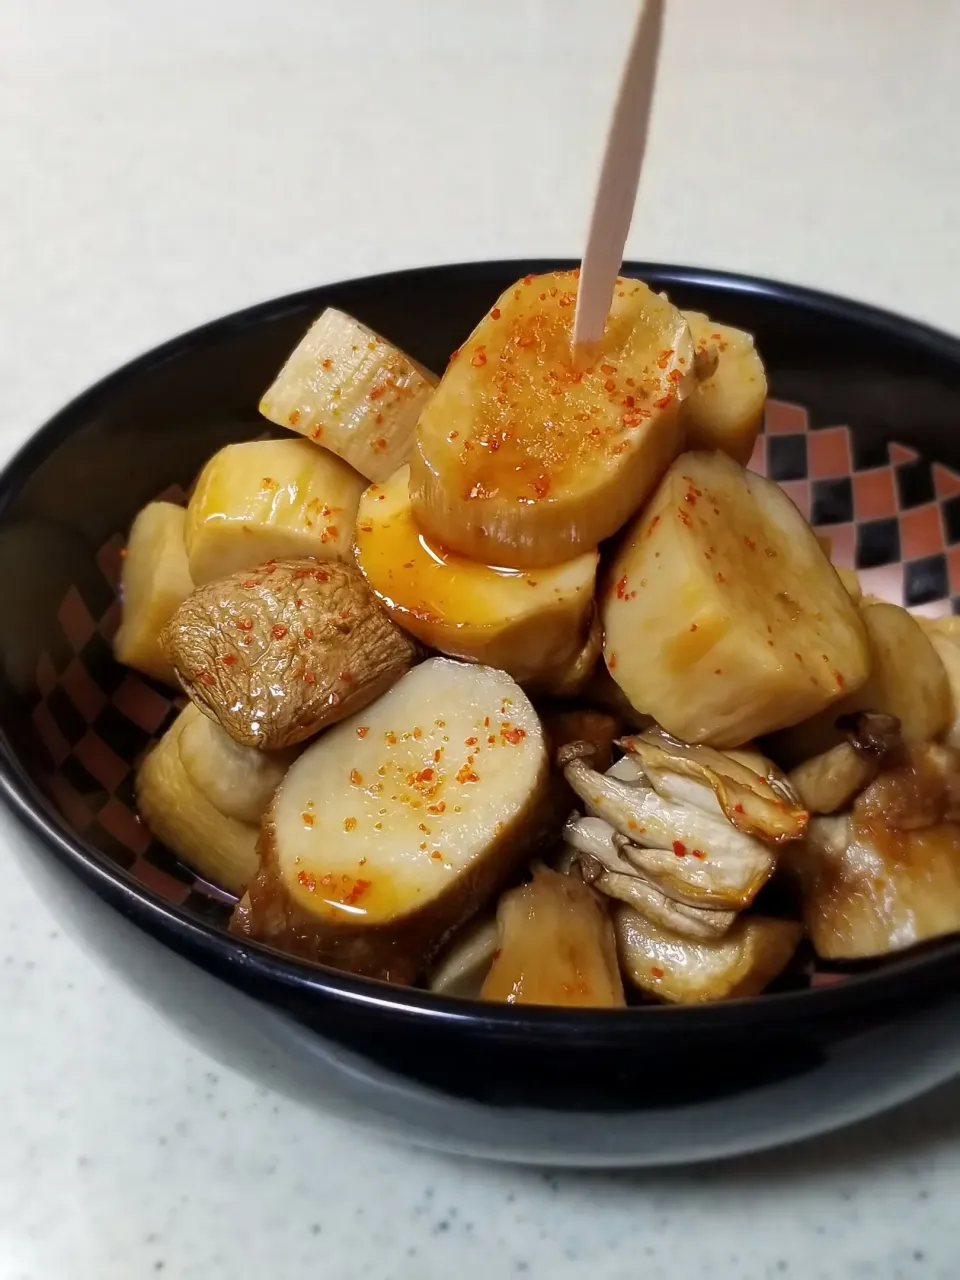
[572,0,665,362]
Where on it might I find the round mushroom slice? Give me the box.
[233,659,550,983]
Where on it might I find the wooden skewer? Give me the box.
[572,0,665,358]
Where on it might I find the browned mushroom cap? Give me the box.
[161,558,421,749]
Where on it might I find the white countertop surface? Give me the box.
[3,1,960,1276]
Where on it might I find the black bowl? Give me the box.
[4,260,960,1167]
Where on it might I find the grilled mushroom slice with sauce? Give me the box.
[786,744,960,959]
[231,659,551,983]
[480,865,625,1008]
[614,906,802,1003]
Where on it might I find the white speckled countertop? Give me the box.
[3,1,960,1275]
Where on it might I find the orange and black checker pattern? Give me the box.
[750,401,960,618]
[27,485,235,924]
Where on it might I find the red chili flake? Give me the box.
[297,870,315,890]
[349,769,363,786]
[464,736,478,746]
[672,840,687,857]
[651,966,665,979]
[654,394,673,409]
[222,655,237,666]
[321,358,333,370]
[608,653,618,670]
[416,768,435,783]
[356,726,369,738]
[448,348,460,363]
[272,625,288,641]
[523,273,534,284]
[604,378,616,393]
[427,802,446,815]
[716,572,726,584]
[236,618,253,631]
[503,727,526,745]
[343,817,357,832]
[456,764,480,784]
[339,609,350,620]
[734,803,745,814]
[300,812,314,828]
[600,363,616,374]
[667,369,682,384]
[303,671,316,684]
[471,348,487,367]
[647,514,661,537]
[301,627,313,641]
[339,670,354,684]
[430,851,443,861]
[369,386,384,400]
[198,671,214,686]
[531,474,550,498]
[615,575,629,600]
[744,536,756,551]
[342,878,371,906]
[834,671,846,687]
[490,307,501,319]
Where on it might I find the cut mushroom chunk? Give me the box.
[480,866,624,1007]
[786,808,960,960]
[136,704,259,895]
[614,906,802,1003]
[620,727,807,843]
[161,559,420,749]
[178,711,299,824]
[428,915,499,998]
[231,659,550,983]
[788,743,876,816]
[785,711,903,817]
[561,747,776,909]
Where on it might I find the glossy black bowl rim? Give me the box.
[4,257,960,1040]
